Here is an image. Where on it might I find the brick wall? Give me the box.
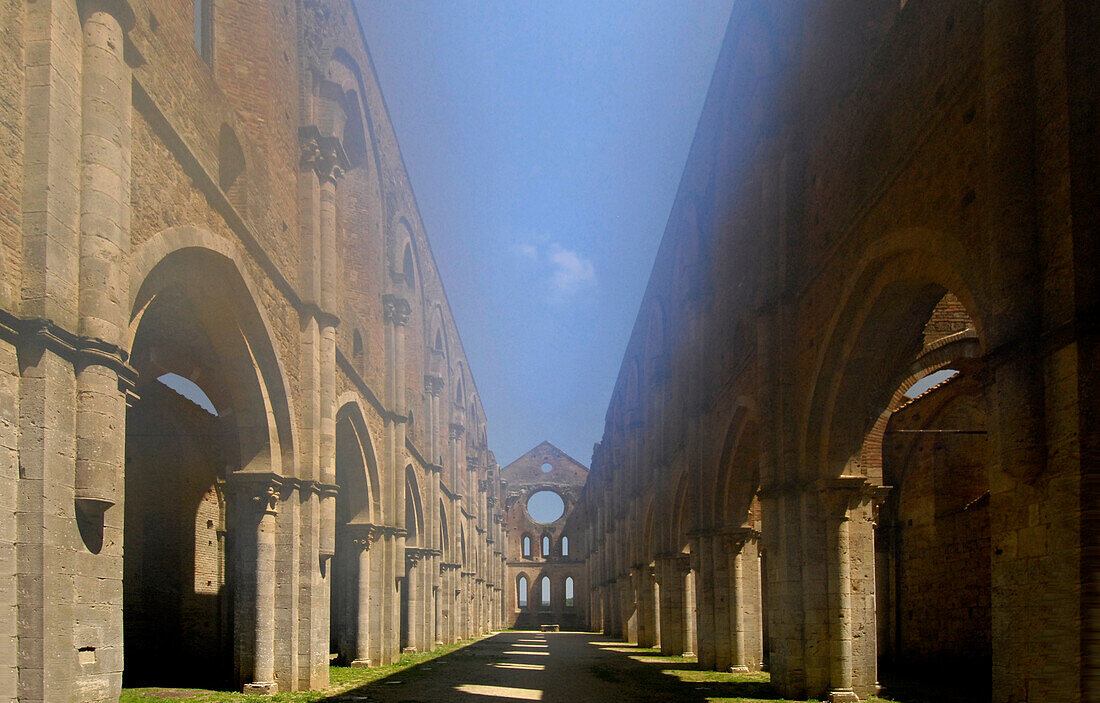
[882,378,990,679]
[124,382,231,688]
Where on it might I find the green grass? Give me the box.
[119,639,476,703]
[604,646,904,703]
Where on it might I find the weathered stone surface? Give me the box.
[574,2,1095,703]
[501,442,589,630]
[1,1,504,699]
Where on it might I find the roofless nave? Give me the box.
[0,1,1095,702]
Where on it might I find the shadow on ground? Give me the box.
[316,632,788,703]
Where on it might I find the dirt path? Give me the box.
[322,631,751,703]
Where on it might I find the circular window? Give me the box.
[526,491,565,524]
[540,462,552,473]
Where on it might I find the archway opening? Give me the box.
[826,286,990,700]
[331,406,377,665]
[874,296,989,698]
[124,247,291,691]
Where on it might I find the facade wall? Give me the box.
[501,442,589,630]
[575,1,1096,702]
[0,1,506,700]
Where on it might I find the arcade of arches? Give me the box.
[0,1,1096,703]
[574,1,1097,702]
[1,2,504,700]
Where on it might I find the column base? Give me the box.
[435,641,445,647]
[243,682,277,695]
[682,651,696,658]
[402,647,418,654]
[351,659,373,668]
[729,665,749,673]
[828,690,860,703]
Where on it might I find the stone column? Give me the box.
[636,565,655,647]
[626,567,642,643]
[713,533,732,671]
[818,478,868,703]
[655,555,684,655]
[74,0,133,519]
[652,571,662,647]
[693,534,716,668]
[351,528,379,667]
[403,555,417,652]
[240,480,280,694]
[682,562,697,657]
[723,528,760,672]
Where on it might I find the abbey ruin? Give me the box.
[575,1,1096,702]
[1,1,507,699]
[0,0,1096,702]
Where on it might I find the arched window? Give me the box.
[435,329,444,351]
[522,535,531,558]
[565,577,575,607]
[193,0,213,64]
[542,535,550,557]
[561,535,569,556]
[540,576,551,608]
[352,330,364,368]
[518,576,528,608]
[402,243,415,287]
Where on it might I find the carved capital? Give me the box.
[382,295,412,326]
[424,374,445,397]
[299,126,348,184]
[720,526,759,552]
[814,476,872,520]
[449,423,465,440]
[228,474,284,516]
[352,525,383,551]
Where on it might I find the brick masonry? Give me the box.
[0,1,507,700]
[575,1,1097,702]
[501,442,589,630]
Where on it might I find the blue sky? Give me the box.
[355,1,734,467]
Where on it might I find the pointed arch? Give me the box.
[335,398,381,524]
[710,401,761,529]
[128,229,298,478]
[404,465,424,546]
[439,499,449,553]
[802,243,984,480]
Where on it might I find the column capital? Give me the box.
[382,294,412,326]
[424,374,445,397]
[350,524,384,551]
[228,472,285,515]
[814,476,877,519]
[449,422,465,439]
[299,126,349,184]
[719,526,760,551]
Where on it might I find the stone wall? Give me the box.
[0,1,507,699]
[575,1,1095,701]
[502,442,589,630]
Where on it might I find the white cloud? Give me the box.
[548,244,596,295]
[511,239,596,299]
[514,243,539,261]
